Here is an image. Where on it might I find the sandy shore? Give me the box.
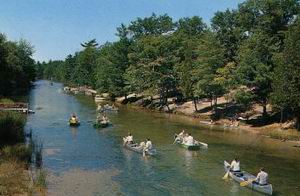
[114,95,300,144]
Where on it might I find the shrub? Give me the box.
[0,112,26,146]
[1,144,32,163]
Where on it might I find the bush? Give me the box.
[1,144,32,163]
[0,98,14,104]
[0,112,26,146]
[233,88,254,110]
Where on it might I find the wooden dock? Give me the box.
[0,102,33,114]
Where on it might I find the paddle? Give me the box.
[173,138,179,144]
[222,171,229,180]
[240,179,255,187]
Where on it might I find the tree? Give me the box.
[176,16,207,36]
[126,35,178,108]
[194,32,226,110]
[0,34,36,95]
[212,9,242,62]
[236,31,276,117]
[171,16,208,110]
[75,39,99,86]
[271,16,300,128]
[128,13,175,39]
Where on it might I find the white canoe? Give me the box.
[224,161,273,195]
[174,135,208,150]
[123,139,156,156]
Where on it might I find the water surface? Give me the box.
[26,81,300,195]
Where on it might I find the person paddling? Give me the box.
[184,133,194,145]
[230,158,241,173]
[178,130,185,138]
[254,167,269,186]
[143,138,153,156]
[102,114,109,123]
[124,132,134,145]
[174,130,186,143]
[70,113,78,123]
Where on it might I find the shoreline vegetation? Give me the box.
[0,31,45,195]
[0,99,46,195]
[38,0,300,143]
[64,86,300,143]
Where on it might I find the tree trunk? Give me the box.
[166,102,171,113]
[295,114,300,130]
[280,108,283,124]
[193,97,198,112]
[262,99,267,118]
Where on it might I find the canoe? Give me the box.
[175,138,208,150]
[224,161,273,195]
[178,142,200,150]
[123,141,157,156]
[93,121,110,128]
[69,120,80,127]
[98,106,118,113]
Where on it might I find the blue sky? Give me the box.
[0,0,244,61]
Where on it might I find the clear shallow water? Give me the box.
[26,81,300,196]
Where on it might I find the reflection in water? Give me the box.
[70,127,78,138]
[26,81,300,196]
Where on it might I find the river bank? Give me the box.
[62,85,300,144]
[113,94,300,144]
[0,99,46,195]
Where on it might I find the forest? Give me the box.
[38,0,300,129]
[0,34,36,96]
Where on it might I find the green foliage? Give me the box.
[35,170,47,188]
[193,32,226,104]
[0,34,36,96]
[126,35,179,99]
[233,87,254,109]
[271,16,300,127]
[36,3,300,124]
[1,144,32,162]
[0,112,26,146]
[236,31,275,105]
[0,98,14,104]
[212,9,242,62]
[128,13,174,39]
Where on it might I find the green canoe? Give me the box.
[93,121,110,128]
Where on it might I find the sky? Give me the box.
[0,0,244,61]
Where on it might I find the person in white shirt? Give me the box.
[143,138,152,156]
[127,133,133,144]
[185,133,194,145]
[178,130,185,138]
[123,133,134,145]
[254,168,269,185]
[139,141,146,148]
[145,138,152,150]
[230,158,240,172]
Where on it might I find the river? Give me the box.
[25,80,300,196]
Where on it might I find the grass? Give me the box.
[0,160,31,195]
[0,108,46,195]
[1,144,32,164]
[0,98,14,104]
[35,169,47,189]
[0,111,26,146]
